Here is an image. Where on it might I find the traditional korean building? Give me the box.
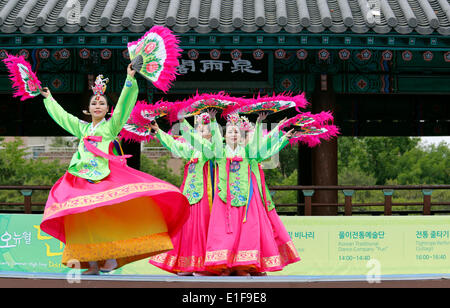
[0,0,449,214]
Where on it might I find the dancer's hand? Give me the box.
[285,128,295,139]
[127,63,136,78]
[207,109,217,120]
[257,112,268,123]
[279,117,288,127]
[177,110,187,123]
[39,87,51,98]
[150,120,159,133]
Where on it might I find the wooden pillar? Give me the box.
[343,190,354,216]
[422,189,433,215]
[20,190,33,214]
[311,74,338,215]
[302,190,314,216]
[297,145,312,215]
[383,189,394,216]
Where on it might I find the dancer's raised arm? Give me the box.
[151,120,194,160]
[180,109,221,160]
[107,64,139,137]
[256,126,294,162]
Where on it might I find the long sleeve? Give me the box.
[106,75,139,137]
[262,122,283,145]
[209,119,224,159]
[156,129,193,160]
[248,121,281,159]
[257,131,289,162]
[180,119,218,161]
[247,121,262,160]
[43,95,84,139]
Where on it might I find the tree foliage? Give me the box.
[0,136,448,214]
[338,137,448,185]
[270,137,450,213]
[0,138,67,206]
[140,154,184,187]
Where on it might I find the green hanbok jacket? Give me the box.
[186,120,288,211]
[42,75,139,181]
[155,120,215,205]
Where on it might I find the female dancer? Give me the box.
[202,113,300,276]
[148,111,218,275]
[39,64,190,275]
[250,114,301,276]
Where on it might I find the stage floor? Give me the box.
[0,272,449,288]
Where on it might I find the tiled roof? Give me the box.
[0,0,449,35]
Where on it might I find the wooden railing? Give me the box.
[0,186,50,214]
[269,185,450,216]
[0,185,449,215]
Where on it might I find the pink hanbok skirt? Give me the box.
[204,173,300,274]
[40,159,190,269]
[149,163,212,273]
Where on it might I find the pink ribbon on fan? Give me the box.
[225,156,243,234]
[83,136,132,166]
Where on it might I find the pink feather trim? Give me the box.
[2,53,42,101]
[288,124,340,147]
[165,91,246,123]
[165,91,310,123]
[128,26,182,93]
[119,126,154,143]
[130,99,171,126]
[222,92,310,117]
[279,111,335,130]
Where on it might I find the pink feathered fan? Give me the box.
[279,112,340,147]
[128,26,182,93]
[119,100,171,143]
[2,53,42,101]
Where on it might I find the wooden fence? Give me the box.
[269,185,450,215]
[0,185,449,215]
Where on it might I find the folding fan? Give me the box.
[128,26,182,93]
[168,92,242,123]
[2,53,42,101]
[222,93,309,117]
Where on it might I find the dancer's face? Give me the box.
[196,124,211,140]
[225,125,241,147]
[89,96,108,122]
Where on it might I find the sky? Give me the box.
[419,137,450,147]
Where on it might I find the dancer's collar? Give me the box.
[226,144,242,156]
[89,118,106,133]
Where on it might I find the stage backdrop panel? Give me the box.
[0,214,449,276]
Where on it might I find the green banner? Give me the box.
[0,214,449,276]
[280,216,450,276]
[0,214,68,273]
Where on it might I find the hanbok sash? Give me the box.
[180,157,199,193]
[83,136,132,166]
[225,156,243,234]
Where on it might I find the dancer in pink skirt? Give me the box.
[39,65,190,275]
[203,113,300,276]
[148,111,218,276]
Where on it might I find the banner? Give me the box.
[0,214,449,277]
[280,216,450,276]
